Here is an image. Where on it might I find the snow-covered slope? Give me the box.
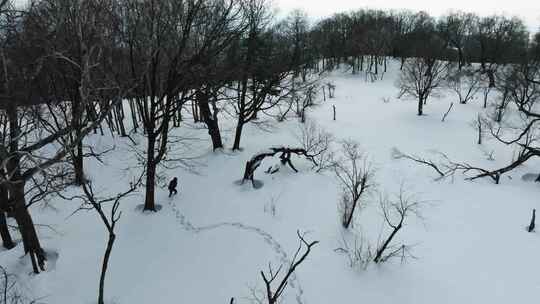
[2,59,540,304]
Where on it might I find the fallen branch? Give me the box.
[393,147,534,184]
[391,148,445,177]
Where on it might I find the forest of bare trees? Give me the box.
[0,0,539,302]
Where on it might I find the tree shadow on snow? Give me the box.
[134,204,163,213]
[233,179,264,190]
[521,173,540,182]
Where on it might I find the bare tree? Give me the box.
[188,1,248,150]
[30,0,126,185]
[333,140,375,229]
[295,121,335,172]
[122,0,241,211]
[259,230,318,304]
[445,66,481,104]
[437,11,476,69]
[293,81,318,123]
[280,9,312,81]
[231,0,300,150]
[72,176,141,304]
[397,58,448,115]
[374,187,422,264]
[0,0,128,272]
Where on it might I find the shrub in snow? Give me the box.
[258,231,318,304]
[335,232,374,271]
[333,140,375,229]
[374,187,424,264]
[295,121,335,172]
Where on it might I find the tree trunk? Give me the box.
[6,106,45,272]
[143,135,157,212]
[458,47,464,70]
[527,209,536,232]
[417,96,424,116]
[343,198,358,229]
[129,99,139,133]
[232,119,244,151]
[12,185,46,273]
[0,185,15,249]
[198,91,223,150]
[477,118,482,145]
[483,87,491,108]
[98,233,115,304]
[374,221,403,263]
[0,211,14,250]
[487,70,496,88]
[115,104,127,137]
[74,140,85,185]
[192,100,200,122]
[72,92,85,185]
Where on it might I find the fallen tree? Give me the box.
[241,147,318,187]
[393,147,535,184]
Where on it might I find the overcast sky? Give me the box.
[276,0,540,32]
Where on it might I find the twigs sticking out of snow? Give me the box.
[0,265,41,304]
[264,195,279,218]
[334,232,374,271]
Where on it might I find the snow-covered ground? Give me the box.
[2,59,540,304]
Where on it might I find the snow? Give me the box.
[2,59,540,304]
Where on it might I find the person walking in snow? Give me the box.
[168,177,178,197]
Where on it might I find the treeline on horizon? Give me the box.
[310,9,537,69]
[1,0,539,108]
